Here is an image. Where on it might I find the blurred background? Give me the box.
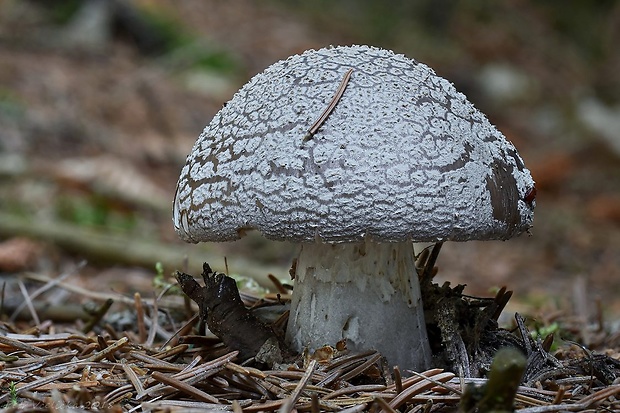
[0,0,619,323]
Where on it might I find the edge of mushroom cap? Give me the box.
[173,44,535,244]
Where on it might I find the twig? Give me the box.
[139,355,212,400]
[0,365,79,403]
[324,349,377,372]
[2,211,280,287]
[338,405,369,413]
[17,279,40,325]
[310,393,320,413]
[6,350,77,368]
[268,274,288,294]
[159,313,198,350]
[340,352,383,381]
[0,334,52,356]
[82,298,114,333]
[172,351,239,382]
[552,386,566,405]
[10,262,83,322]
[232,400,244,413]
[146,292,159,347]
[97,335,116,362]
[393,366,403,394]
[134,292,147,343]
[84,336,129,362]
[323,384,387,400]
[386,368,445,391]
[385,372,454,412]
[516,312,533,354]
[151,370,219,403]
[517,384,620,412]
[420,242,443,284]
[129,350,180,371]
[152,344,190,361]
[303,68,353,142]
[122,362,146,396]
[491,286,513,321]
[244,399,285,412]
[279,359,318,413]
[374,397,398,413]
[34,379,99,391]
[407,369,461,395]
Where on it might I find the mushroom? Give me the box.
[173,45,536,371]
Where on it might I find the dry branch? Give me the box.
[0,211,283,286]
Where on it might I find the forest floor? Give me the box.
[0,0,619,410]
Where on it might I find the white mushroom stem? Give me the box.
[286,240,432,371]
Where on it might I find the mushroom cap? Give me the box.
[173,45,535,244]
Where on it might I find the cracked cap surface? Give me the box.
[173,45,535,243]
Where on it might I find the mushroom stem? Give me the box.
[286,240,432,371]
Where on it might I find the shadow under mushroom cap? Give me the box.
[174,45,535,244]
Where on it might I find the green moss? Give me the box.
[47,0,83,24]
[192,49,240,74]
[137,7,192,52]
[135,7,242,75]
[55,195,136,232]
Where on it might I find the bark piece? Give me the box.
[176,263,285,365]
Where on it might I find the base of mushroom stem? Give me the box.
[285,240,432,372]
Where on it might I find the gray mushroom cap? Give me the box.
[173,45,535,244]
